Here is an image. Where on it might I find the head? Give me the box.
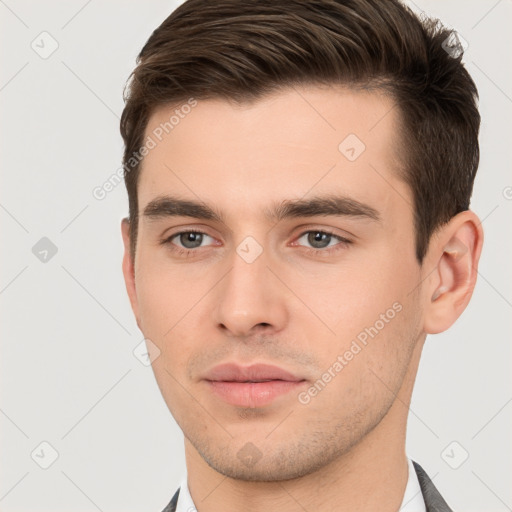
[120,0,483,481]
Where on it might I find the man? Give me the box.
[119,1,483,511]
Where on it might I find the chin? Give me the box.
[195,438,345,483]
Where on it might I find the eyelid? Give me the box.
[160,228,217,247]
[290,223,354,242]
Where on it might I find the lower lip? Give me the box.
[206,380,305,408]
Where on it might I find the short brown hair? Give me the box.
[120,0,480,262]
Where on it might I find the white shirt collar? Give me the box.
[175,472,195,512]
[399,458,427,512]
[176,457,426,512]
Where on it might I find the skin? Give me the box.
[121,85,483,512]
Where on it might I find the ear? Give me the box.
[422,210,484,334]
[121,218,141,330]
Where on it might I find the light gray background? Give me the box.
[1,1,511,511]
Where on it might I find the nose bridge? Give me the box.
[214,237,287,336]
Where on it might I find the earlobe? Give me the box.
[121,218,141,328]
[423,211,484,334]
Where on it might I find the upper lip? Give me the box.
[203,363,304,382]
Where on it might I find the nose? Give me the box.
[213,245,289,338]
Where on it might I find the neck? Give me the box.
[184,340,424,512]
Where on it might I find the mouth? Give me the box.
[203,363,307,408]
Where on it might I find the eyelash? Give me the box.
[159,229,352,257]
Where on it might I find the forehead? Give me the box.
[138,85,409,220]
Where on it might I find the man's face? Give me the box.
[124,85,426,480]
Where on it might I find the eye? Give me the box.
[294,230,352,253]
[159,228,352,257]
[161,230,215,251]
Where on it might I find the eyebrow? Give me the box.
[142,194,380,224]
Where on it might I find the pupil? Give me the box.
[181,232,202,248]
[308,231,330,248]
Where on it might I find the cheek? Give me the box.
[288,248,417,341]
[134,249,206,334]
[290,250,422,402]
[134,252,215,377]
[300,293,421,424]
[134,260,202,419]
